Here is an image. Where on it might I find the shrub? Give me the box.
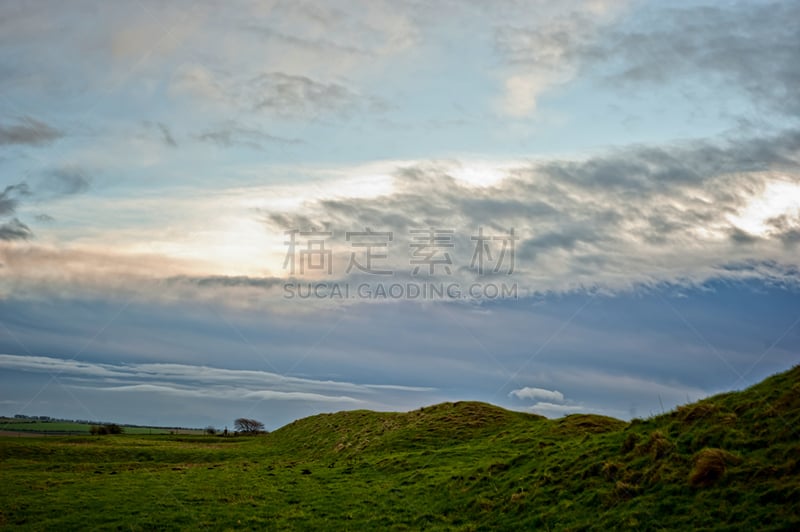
[90,424,123,435]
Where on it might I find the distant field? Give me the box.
[0,419,202,435]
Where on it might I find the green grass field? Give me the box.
[0,419,202,435]
[1,366,798,530]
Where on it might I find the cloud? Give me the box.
[141,121,178,148]
[1,129,798,307]
[509,386,564,402]
[0,183,30,217]
[249,72,372,118]
[93,384,362,404]
[493,22,585,117]
[767,214,800,247]
[196,122,302,149]
[0,169,91,243]
[0,183,34,240]
[169,64,227,103]
[242,390,361,403]
[157,123,177,148]
[492,4,624,117]
[259,129,800,296]
[243,24,369,59]
[172,67,383,120]
[0,218,33,241]
[0,353,433,406]
[0,244,210,302]
[242,2,418,59]
[0,116,63,146]
[166,275,285,289]
[491,1,800,119]
[41,166,91,195]
[590,1,800,114]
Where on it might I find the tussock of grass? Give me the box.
[689,448,741,487]
[675,402,719,422]
[638,430,674,460]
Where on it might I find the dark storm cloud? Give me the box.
[0,116,63,146]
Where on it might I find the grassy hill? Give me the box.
[1,365,798,530]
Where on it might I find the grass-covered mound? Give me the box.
[1,365,798,530]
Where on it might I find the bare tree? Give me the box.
[234,418,265,434]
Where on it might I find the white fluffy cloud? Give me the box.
[509,386,564,402]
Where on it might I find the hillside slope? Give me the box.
[261,365,800,529]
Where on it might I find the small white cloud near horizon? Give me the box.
[509,386,564,403]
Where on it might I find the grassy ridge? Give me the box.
[1,365,798,530]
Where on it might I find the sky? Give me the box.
[1,0,799,430]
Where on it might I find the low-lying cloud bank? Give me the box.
[0,353,434,407]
